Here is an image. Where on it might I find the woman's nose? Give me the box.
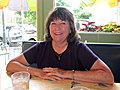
[55,24,61,30]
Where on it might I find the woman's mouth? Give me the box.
[54,32,62,35]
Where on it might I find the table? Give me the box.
[1,66,120,90]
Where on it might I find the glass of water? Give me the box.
[11,72,30,90]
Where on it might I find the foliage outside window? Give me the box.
[55,0,120,33]
[15,11,36,25]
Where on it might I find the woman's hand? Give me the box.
[42,67,66,80]
[34,68,64,81]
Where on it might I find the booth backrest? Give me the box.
[22,41,120,83]
[86,43,120,83]
[86,43,120,63]
[22,41,38,52]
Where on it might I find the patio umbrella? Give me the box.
[0,0,10,44]
[0,0,36,44]
[0,0,9,9]
[8,0,29,11]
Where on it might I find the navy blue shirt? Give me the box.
[23,41,98,71]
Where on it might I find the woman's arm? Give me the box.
[73,59,114,84]
[43,59,114,84]
[6,54,30,73]
[6,54,63,81]
[6,54,44,77]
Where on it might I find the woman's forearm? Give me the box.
[6,61,28,73]
[63,70,114,85]
[6,61,42,77]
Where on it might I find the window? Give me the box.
[55,0,120,33]
[0,0,37,47]
[55,0,120,43]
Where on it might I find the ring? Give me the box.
[51,69,55,72]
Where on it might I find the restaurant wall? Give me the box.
[79,32,120,43]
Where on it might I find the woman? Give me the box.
[6,7,114,84]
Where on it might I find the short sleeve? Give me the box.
[76,42,98,70]
[23,42,44,64]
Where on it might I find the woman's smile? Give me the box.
[50,19,70,42]
[54,32,63,35]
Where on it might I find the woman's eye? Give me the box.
[61,22,66,25]
[51,22,56,25]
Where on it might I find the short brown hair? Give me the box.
[44,7,80,42]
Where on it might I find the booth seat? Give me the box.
[22,41,120,83]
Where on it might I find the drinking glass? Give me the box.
[11,72,30,90]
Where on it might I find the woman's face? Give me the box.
[49,19,70,43]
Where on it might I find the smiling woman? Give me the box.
[6,7,114,85]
